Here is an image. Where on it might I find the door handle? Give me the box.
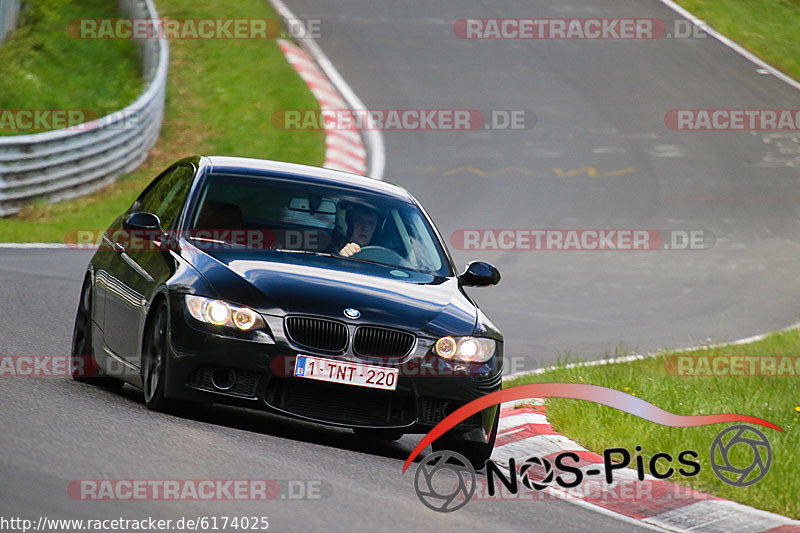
[102,233,126,254]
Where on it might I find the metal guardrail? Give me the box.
[0,0,169,217]
[0,0,20,44]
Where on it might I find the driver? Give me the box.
[337,205,379,257]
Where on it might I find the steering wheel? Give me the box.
[353,246,412,269]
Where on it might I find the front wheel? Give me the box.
[70,276,123,390]
[431,407,500,469]
[141,301,175,412]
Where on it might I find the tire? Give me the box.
[141,300,176,412]
[70,276,123,390]
[353,428,404,441]
[431,407,500,470]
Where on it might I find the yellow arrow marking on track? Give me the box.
[443,166,544,177]
[553,166,599,177]
[597,167,636,177]
[440,166,636,178]
[552,166,635,177]
[442,166,488,176]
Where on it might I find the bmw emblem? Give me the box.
[343,308,361,320]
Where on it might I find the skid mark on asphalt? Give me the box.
[757,133,800,168]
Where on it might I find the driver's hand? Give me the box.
[339,242,361,257]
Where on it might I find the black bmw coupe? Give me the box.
[71,156,503,465]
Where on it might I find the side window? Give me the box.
[133,165,194,229]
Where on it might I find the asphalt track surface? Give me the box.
[281,0,800,367]
[1,0,799,530]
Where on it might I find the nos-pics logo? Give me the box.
[413,424,772,513]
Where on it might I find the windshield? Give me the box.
[186,173,452,276]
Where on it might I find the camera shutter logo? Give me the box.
[710,425,772,487]
[413,451,476,512]
[519,456,554,491]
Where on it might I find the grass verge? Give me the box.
[0,0,142,135]
[0,0,324,242]
[675,0,800,81]
[505,329,800,519]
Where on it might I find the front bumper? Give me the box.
[164,295,503,441]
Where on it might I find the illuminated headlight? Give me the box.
[185,295,264,331]
[434,336,496,362]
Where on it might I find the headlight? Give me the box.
[185,295,265,331]
[434,336,496,362]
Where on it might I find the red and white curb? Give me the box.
[492,401,800,532]
[277,39,367,177]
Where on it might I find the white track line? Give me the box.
[656,0,800,91]
[505,320,800,381]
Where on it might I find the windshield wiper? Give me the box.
[189,236,248,248]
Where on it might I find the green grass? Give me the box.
[0,0,324,242]
[676,0,800,81]
[506,329,800,519]
[0,0,142,134]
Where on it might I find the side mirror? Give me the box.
[459,261,501,287]
[123,212,161,232]
[122,212,163,242]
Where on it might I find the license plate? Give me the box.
[293,355,398,391]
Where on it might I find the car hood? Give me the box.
[188,249,479,337]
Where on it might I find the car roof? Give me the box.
[202,156,414,203]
